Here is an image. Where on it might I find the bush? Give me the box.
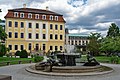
[110,56,119,64]
[34,56,44,62]
[19,50,28,58]
[0,44,7,57]
[15,50,21,56]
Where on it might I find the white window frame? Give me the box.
[55,16,58,21]
[20,13,24,18]
[14,12,18,17]
[28,13,32,18]
[42,15,46,20]
[49,15,53,20]
[35,14,39,19]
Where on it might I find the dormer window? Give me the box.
[28,13,32,18]
[20,13,24,18]
[55,16,58,21]
[42,15,46,20]
[49,15,53,20]
[14,12,18,17]
[35,14,39,19]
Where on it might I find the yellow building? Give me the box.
[5,6,65,54]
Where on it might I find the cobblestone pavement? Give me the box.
[0,63,120,80]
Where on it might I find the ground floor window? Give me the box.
[28,43,32,50]
[43,44,46,50]
[50,46,52,50]
[60,46,62,50]
[8,45,12,50]
[20,45,24,50]
[15,45,18,50]
[55,46,58,51]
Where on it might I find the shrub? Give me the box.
[19,50,28,58]
[110,56,119,64]
[34,56,44,62]
[0,44,7,57]
[15,50,21,56]
[6,54,10,57]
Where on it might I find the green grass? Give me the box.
[0,57,34,66]
[80,55,120,64]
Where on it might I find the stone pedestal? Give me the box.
[0,75,12,80]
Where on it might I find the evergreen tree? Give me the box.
[107,23,120,37]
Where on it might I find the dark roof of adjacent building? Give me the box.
[8,8,62,16]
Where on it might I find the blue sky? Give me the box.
[0,0,120,36]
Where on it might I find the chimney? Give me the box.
[23,4,26,8]
[46,6,49,10]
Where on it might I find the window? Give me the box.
[14,12,18,17]
[60,25,63,30]
[15,45,18,50]
[55,16,58,21]
[55,46,58,51]
[35,14,39,19]
[8,21,12,27]
[20,45,24,50]
[21,33,24,38]
[50,46,52,50]
[20,13,24,18]
[43,24,46,29]
[43,44,46,50]
[21,22,24,28]
[50,34,53,39]
[8,45,12,50]
[60,46,62,50]
[43,34,46,39]
[71,41,74,45]
[15,32,18,38]
[36,33,39,39]
[60,35,63,40]
[79,41,81,45]
[36,44,39,51]
[28,33,32,39]
[8,32,12,38]
[55,34,58,39]
[15,22,18,27]
[75,41,77,45]
[55,24,58,30]
[36,23,39,28]
[28,23,32,28]
[28,13,32,18]
[28,43,32,50]
[50,24,53,29]
[42,15,46,20]
[49,15,53,20]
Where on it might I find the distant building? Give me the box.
[65,33,89,52]
[5,6,65,54]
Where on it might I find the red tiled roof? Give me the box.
[5,8,65,22]
[9,8,62,16]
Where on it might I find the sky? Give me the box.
[0,0,120,36]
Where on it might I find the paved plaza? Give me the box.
[0,63,120,80]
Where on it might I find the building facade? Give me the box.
[65,33,89,52]
[5,7,65,54]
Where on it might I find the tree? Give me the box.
[0,20,8,56]
[107,23,120,37]
[100,37,120,56]
[86,33,101,56]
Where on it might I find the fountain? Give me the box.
[26,52,113,76]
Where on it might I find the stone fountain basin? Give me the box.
[26,64,113,76]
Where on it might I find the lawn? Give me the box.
[80,55,120,64]
[0,57,33,66]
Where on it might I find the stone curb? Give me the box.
[25,66,114,77]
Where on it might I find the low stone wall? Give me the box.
[0,75,12,80]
